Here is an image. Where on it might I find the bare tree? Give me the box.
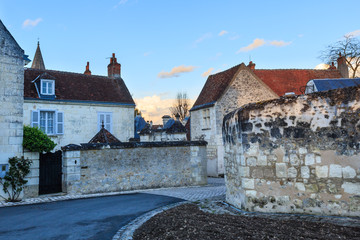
[320,35,360,78]
[169,92,189,122]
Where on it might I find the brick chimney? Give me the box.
[107,53,121,78]
[84,62,91,75]
[247,61,255,70]
[337,53,349,78]
[328,62,336,70]
[162,115,171,127]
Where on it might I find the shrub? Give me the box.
[0,156,32,202]
[23,125,56,153]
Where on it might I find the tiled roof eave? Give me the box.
[24,97,135,106]
[190,101,216,112]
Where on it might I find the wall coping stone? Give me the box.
[62,141,207,151]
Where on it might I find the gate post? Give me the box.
[62,149,81,194]
[23,150,40,198]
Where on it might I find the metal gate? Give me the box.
[39,150,62,195]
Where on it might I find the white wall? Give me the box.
[24,100,134,150]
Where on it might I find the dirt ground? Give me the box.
[133,203,360,240]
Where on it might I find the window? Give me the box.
[98,112,112,132]
[40,79,55,95]
[31,110,64,135]
[202,109,210,129]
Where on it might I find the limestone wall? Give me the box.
[0,22,24,163]
[62,141,207,194]
[223,86,360,216]
[24,101,134,150]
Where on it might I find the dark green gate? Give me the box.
[39,150,62,195]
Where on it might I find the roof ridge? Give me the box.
[254,68,337,71]
[25,67,115,80]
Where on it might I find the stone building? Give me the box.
[24,46,135,149]
[191,61,347,177]
[0,20,26,167]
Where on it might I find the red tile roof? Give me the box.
[191,63,343,110]
[253,69,342,96]
[24,68,135,105]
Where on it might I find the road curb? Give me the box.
[113,201,188,240]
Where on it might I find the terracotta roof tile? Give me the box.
[253,69,342,96]
[24,68,135,105]
[88,126,121,144]
[192,63,343,109]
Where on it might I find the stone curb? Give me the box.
[0,184,208,208]
[113,201,188,240]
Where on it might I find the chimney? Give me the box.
[107,53,121,78]
[337,53,349,78]
[175,113,180,121]
[84,62,91,75]
[162,115,171,127]
[247,61,255,70]
[328,62,336,70]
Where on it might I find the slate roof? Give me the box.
[24,68,135,105]
[139,119,187,135]
[191,63,343,110]
[88,125,121,144]
[311,78,360,92]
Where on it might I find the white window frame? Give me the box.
[40,79,55,95]
[98,112,113,133]
[31,109,64,135]
[202,108,210,129]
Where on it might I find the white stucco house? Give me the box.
[24,44,135,149]
[190,61,347,177]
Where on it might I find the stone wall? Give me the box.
[23,151,40,198]
[62,141,207,194]
[223,86,360,216]
[0,21,24,163]
[24,101,134,150]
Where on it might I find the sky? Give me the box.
[1,0,360,123]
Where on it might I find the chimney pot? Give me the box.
[248,61,255,70]
[84,61,91,75]
[107,53,121,78]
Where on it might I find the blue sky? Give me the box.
[2,0,360,123]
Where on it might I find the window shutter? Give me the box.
[56,111,64,134]
[31,110,39,128]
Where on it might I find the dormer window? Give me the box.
[40,79,55,95]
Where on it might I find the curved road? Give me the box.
[0,193,182,240]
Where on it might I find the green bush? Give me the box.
[23,125,56,153]
[0,156,32,202]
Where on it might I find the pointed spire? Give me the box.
[31,41,45,70]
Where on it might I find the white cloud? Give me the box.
[194,33,212,45]
[314,63,330,69]
[113,0,128,8]
[22,18,42,28]
[237,38,266,53]
[158,65,196,78]
[202,68,214,77]
[135,95,194,124]
[218,30,228,36]
[236,38,292,53]
[269,40,292,47]
[345,29,360,37]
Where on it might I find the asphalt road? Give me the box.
[0,193,183,240]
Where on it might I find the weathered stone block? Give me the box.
[252,169,263,178]
[276,163,287,178]
[342,182,360,194]
[329,164,342,178]
[298,147,307,155]
[342,166,356,179]
[288,167,298,178]
[258,155,267,166]
[301,166,310,178]
[295,182,305,191]
[305,153,315,165]
[289,154,300,166]
[316,166,328,178]
[246,157,257,166]
[242,178,255,189]
[239,166,250,177]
